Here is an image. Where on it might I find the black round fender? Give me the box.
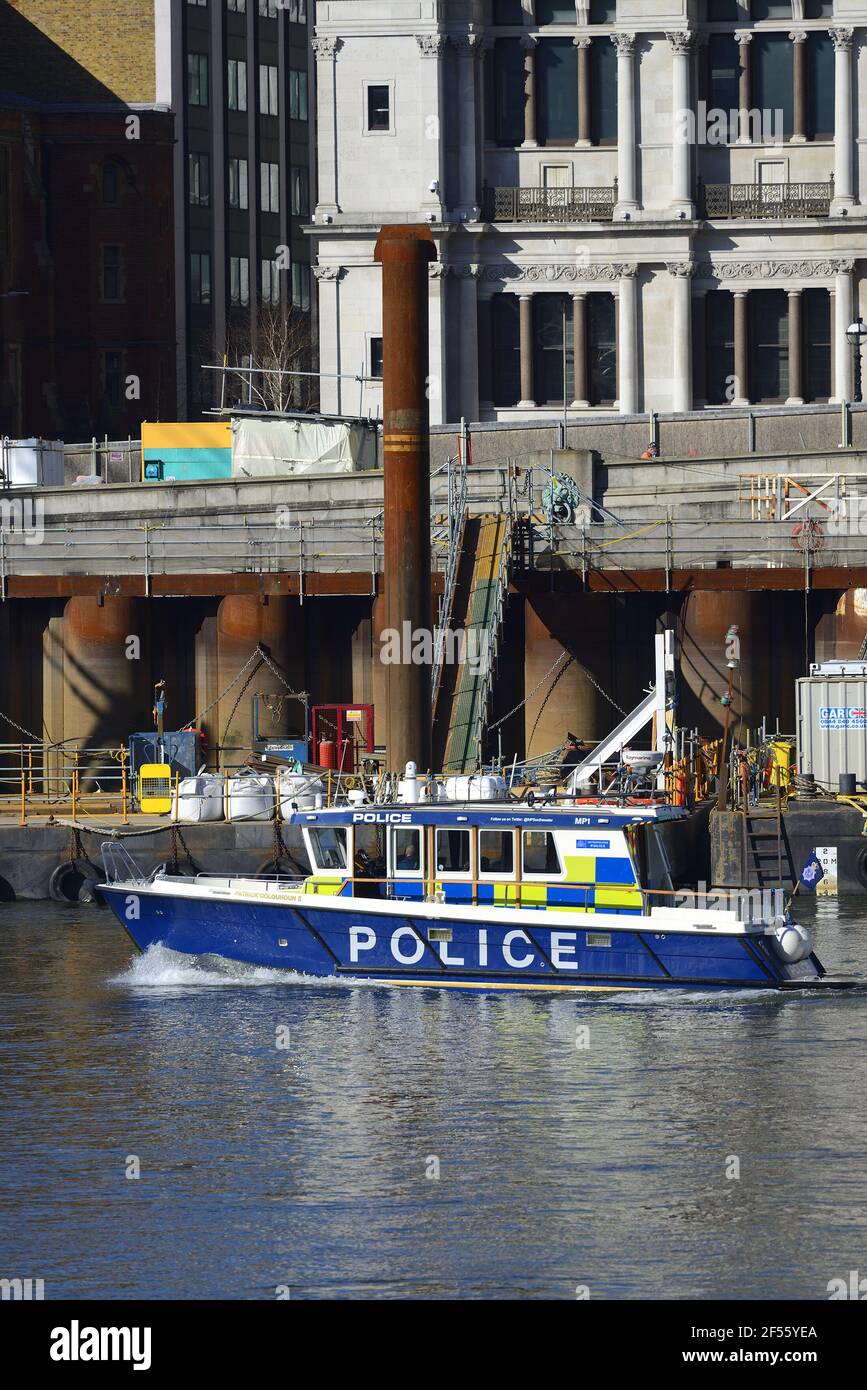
[49,859,101,905]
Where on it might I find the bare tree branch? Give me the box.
[217,300,317,413]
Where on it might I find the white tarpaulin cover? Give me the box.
[231,417,377,477]
[1,438,65,486]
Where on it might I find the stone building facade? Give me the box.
[310,0,867,423]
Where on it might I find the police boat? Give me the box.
[99,781,843,994]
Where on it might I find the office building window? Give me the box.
[227,0,246,11]
[370,337,383,379]
[189,152,210,206]
[537,39,578,145]
[707,35,739,119]
[366,84,390,133]
[259,64,278,116]
[705,292,734,406]
[227,58,247,111]
[587,294,616,407]
[230,256,250,306]
[292,263,310,311]
[188,53,209,106]
[534,295,573,406]
[492,295,520,406]
[590,37,617,144]
[101,162,119,206]
[103,351,123,407]
[803,289,831,403]
[750,289,789,403]
[188,0,207,7]
[493,38,524,146]
[228,157,249,209]
[261,259,281,305]
[589,0,616,21]
[101,246,122,302]
[259,0,278,14]
[191,251,211,304]
[260,161,280,213]
[752,35,793,140]
[291,167,309,217]
[289,69,308,120]
[807,33,834,140]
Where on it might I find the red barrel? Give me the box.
[318,740,336,770]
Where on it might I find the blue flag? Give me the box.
[799,854,825,890]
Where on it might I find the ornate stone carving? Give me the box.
[573,36,592,50]
[416,33,447,58]
[428,263,450,280]
[694,259,855,280]
[610,33,636,57]
[454,264,481,279]
[829,28,854,53]
[311,36,339,60]
[666,261,695,278]
[734,29,753,47]
[666,32,695,57]
[313,264,343,282]
[481,262,636,283]
[789,30,808,46]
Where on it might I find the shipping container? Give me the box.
[796,674,867,790]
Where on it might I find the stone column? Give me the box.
[612,33,638,217]
[478,292,494,412]
[693,288,708,407]
[735,31,752,144]
[312,36,340,215]
[457,264,481,421]
[786,289,804,405]
[571,291,588,408]
[831,28,856,212]
[667,262,694,413]
[833,260,855,402]
[617,267,638,416]
[521,35,537,148]
[574,37,591,148]
[790,31,807,143]
[733,290,749,406]
[454,33,482,219]
[417,34,447,218]
[313,264,343,414]
[518,293,535,407]
[667,31,695,217]
[428,262,449,426]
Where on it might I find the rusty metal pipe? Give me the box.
[374,225,437,773]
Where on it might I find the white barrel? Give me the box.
[278,772,325,815]
[444,774,509,802]
[772,919,813,964]
[176,773,224,823]
[227,772,275,821]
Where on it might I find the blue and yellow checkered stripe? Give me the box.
[421,854,643,914]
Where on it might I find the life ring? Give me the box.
[49,859,101,905]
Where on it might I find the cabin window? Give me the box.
[479,830,513,875]
[436,829,470,875]
[392,827,422,874]
[308,827,347,871]
[522,830,561,876]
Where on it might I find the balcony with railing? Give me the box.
[482,183,617,224]
[700,177,834,221]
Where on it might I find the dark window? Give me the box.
[523,831,561,876]
[587,293,616,406]
[707,34,739,118]
[805,0,833,16]
[101,162,119,205]
[188,52,208,106]
[101,246,122,301]
[749,289,789,403]
[807,33,834,140]
[589,0,616,21]
[706,291,735,406]
[534,295,573,406]
[537,38,578,144]
[590,36,617,144]
[536,0,575,21]
[436,829,471,874]
[707,0,737,17]
[189,152,210,206]
[370,337,383,378]
[393,827,421,873]
[751,0,792,17]
[190,251,211,305]
[479,830,514,875]
[752,35,793,140]
[366,84,389,132]
[492,0,523,19]
[494,38,525,146]
[803,289,831,403]
[492,294,520,406]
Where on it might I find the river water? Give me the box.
[1,897,866,1300]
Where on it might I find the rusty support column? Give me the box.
[374,225,437,773]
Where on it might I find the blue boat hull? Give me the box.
[100,884,825,993]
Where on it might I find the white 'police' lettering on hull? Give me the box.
[348,925,585,971]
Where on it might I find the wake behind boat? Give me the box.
[99,787,848,994]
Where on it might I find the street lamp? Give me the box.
[847,318,867,403]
